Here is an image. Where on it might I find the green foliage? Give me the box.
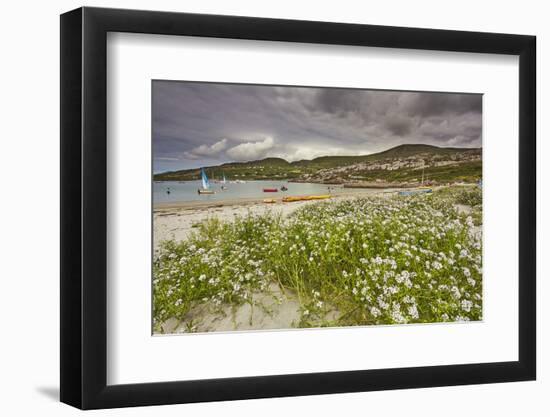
[454,187,483,206]
[434,185,482,206]
[154,192,483,330]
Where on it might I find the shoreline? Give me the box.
[152,185,457,249]
[153,189,397,250]
[153,188,400,211]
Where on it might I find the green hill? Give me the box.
[295,144,478,168]
[221,157,291,168]
[153,144,481,183]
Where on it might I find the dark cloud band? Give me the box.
[153,81,481,173]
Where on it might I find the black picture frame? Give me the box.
[60,6,536,410]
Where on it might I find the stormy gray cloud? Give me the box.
[153,81,482,173]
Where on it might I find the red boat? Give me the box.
[263,188,278,192]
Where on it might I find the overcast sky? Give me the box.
[153,81,482,173]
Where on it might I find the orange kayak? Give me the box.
[282,195,331,203]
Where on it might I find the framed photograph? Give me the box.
[60,7,536,409]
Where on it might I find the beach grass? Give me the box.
[153,186,482,332]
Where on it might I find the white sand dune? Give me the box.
[160,283,303,334]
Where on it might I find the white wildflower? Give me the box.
[461,299,473,312]
[407,304,419,319]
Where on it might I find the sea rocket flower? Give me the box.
[408,305,419,319]
[451,286,461,300]
[461,299,473,312]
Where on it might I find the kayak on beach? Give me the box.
[282,194,331,202]
[263,188,278,192]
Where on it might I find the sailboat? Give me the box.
[221,173,228,190]
[418,164,432,193]
[198,168,215,195]
[399,162,432,196]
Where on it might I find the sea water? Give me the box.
[153,180,367,204]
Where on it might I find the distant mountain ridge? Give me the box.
[154,144,481,184]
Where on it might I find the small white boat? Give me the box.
[198,168,215,195]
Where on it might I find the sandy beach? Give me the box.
[154,189,400,333]
[153,189,395,251]
[153,185,480,334]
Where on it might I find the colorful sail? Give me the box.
[201,168,210,189]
